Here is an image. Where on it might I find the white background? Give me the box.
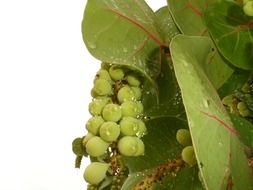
[0,0,165,189]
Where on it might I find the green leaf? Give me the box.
[218,69,250,98]
[82,0,165,80]
[168,0,214,36]
[170,35,253,190]
[168,0,233,89]
[123,117,187,173]
[230,113,253,148]
[204,1,253,70]
[155,6,180,45]
[142,57,185,119]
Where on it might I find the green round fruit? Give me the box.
[109,65,124,81]
[121,101,143,117]
[86,116,104,135]
[222,95,234,106]
[93,79,112,96]
[89,98,110,116]
[120,117,140,136]
[243,1,253,16]
[117,85,136,103]
[126,74,141,86]
[102,103,122,122]
[181,146,197,166]
[117,136,139,156]
[176,129,192,146]
[134,138,145,156]
[95,69,112,81]
[99,121,120,142]
[82,133,94,146]
[131,87,142,100]
[136,120,147,137]
[85,136,109,157]
[83,162,109,185]
[72,137,85,156]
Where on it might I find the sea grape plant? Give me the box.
[72,0,253,189]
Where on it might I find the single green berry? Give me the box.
[109,65,124,81]
[85,136,109,157]
[117,85,136,103]
[72,137,85,156]
[131,86,142,100]
[134,138,145,156]
[83,162,109,185]
[95,69,112,81]
[89,98,110,116]
[117,136,139,156]
[222,95,234,106]
[243,0,252,5]
[181,146,197,166]
[243,1,253,16]
[126,74,141,86]
[86,116,104,135]
[136,120,147,137]
[82,133,94,146]
[99,121,120,142]
[102,103,122,122]
[120,117,140,136]
[93,79,112,96]
[241,83,251,93]
[176,129,192,146]
[121,101,143,117]
[238,102,251,117]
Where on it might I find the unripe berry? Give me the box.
[120,117,140,136]
[131,86,142,100]
[99,121,120,142]
[83,162,109,185]
[82,133,94,146]
[86,116,104,135]
[181,146,197,166]
[109,65,124,81]
[121,101,143,117]
[176,129,192,146]
[134,138,145,156]
[93,79,112,96]
[89,98,110,116]
[95,69,112,82]
[243,1,253,16]
[72,137,85,156]
[102,103,122,122]
[136,120,147,137]
[117,85,136,103]
[117,136,139,156]
[126,74,141,86]
[85,136,109,157]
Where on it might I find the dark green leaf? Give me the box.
[170,34,253,190]
[204,1,253,70]
[230,113,253,148]
[218,69,250,98]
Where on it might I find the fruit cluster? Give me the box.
[72,63,147,186]
[222,81,253,118]
[176,129,197,166]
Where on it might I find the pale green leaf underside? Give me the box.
[171,35,253,190]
